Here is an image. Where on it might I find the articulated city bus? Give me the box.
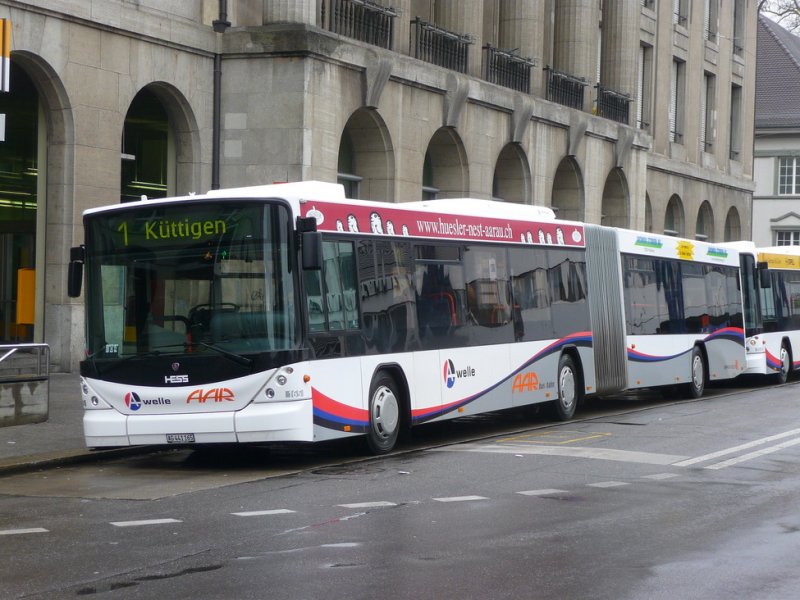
[68,181,746,454]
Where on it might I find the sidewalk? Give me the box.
[0,373,136,474]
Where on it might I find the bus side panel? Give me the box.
[763,331,800,372]
[308,356,365,442]
[432,345,511,420]
[626,334,694,388]
[703,332,746,380]
[411,350,443,423]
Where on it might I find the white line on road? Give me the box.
[0,527,48,536]
[517,489,569,496]
[433,443,687,465]
[432,495,488,503]
[641,473,680,480]
[705,436,800,470]
[110,518,182,527]
[337,501,397,509]
[231,509,296,517]
[673,427,800,467]
[587,481,630,488]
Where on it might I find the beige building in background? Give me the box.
[0,0,757,371]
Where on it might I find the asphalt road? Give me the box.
[3,378,800,599]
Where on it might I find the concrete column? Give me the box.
[499,0,545,94]
[553,0,596,85]
[434,0,484,77]
[600,0,638,98]
[392,0,412,55]
[263,0,316,25]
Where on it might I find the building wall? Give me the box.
[0,0,757,371]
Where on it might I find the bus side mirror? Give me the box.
[302,231,322,270]
[758,262,771,289]
[68,246,84,297]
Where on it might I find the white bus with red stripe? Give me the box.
[68,181,747,453]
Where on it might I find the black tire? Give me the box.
[366,372,402,454]
[553,354,580,421]
[686,347,706,399]
[776,343,791,385]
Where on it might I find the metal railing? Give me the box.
[411,17,472,73]
[595,84,631,124]
[483,44,534,93]
[321,0,397,50]
[0,343,49,382]
[544,67,586,110]
[0,343,50,427]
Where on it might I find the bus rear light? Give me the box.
[303,374,311,383]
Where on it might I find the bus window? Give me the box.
[305,240,358,333]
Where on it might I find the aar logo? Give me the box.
[124,391,142,411]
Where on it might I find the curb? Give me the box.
[0,446,159,477]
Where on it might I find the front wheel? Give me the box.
[776,343,791,385]
[553,354,580,421]
[686,347,706,399]
[366,373,402,455]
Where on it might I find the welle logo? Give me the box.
[443,359,476,389]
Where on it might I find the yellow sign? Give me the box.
[676,240,694,260]
[758,252,800,270]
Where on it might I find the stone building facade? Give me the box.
[0,0,756,371]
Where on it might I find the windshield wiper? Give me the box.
[190,341,254,368]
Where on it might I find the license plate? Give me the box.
[166,433,196,444]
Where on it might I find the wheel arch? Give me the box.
[560,345,585,391]
[370,362,411,430]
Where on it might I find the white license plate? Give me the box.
[166,433,196,443]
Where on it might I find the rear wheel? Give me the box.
[366,372,401,454]
[776,343,791,385]
[686,347,706,399]
[553,354,580,420]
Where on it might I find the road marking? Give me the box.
[705,436,800,470]
[0,527,48,536]
[337,501,397,509]
[587,481,629,488]
[499,431,612,445]
[673,427,800,467]
[517,489,569,496]
[231,509,296,517]
[110,518,182,527]
[433,443,686,465]
[432,495,488,503]
[641,473,679,480]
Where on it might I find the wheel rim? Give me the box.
[781,347,790,378]
[691,355,703,390]
[559,366,575,411]
[371,385,399,441]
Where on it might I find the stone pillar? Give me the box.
[600,0,638,98]
[392,0,412,55]
[553,0,596,109]
[499,0,545,94]
[434,0,484,77]
[263,0,316,25]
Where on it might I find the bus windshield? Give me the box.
[84,200,297,360]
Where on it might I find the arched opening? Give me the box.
[121,88,170,202]
[551,157,583,221]
[338,108,394,201]
[600,168,629,228]
[121,83,200,203]
[695,200,714,241]
[492,143,530,204]
[645,193,653,232]
[423,128,469,199]
[724,207,741,242]
[664,194,685,237]
[0,62,39,342]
